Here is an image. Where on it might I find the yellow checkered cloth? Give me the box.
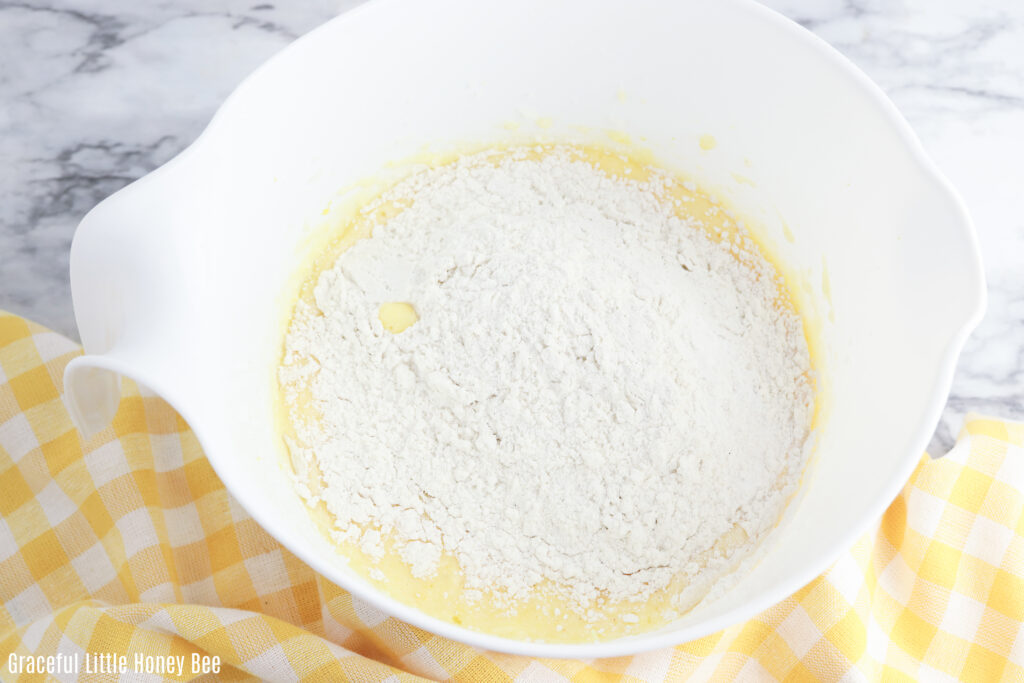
[1,311,1022,682]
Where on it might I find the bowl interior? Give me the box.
[82,0,984,656]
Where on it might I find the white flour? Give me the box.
[280,147,813,616]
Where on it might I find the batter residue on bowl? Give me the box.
[278,145,815,641]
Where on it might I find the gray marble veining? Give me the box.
[1,0,1021,450]
[0,0,355,335]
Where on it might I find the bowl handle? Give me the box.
[63,166,196,438]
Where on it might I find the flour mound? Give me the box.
[281,148,813,615]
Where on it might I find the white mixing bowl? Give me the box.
[64,0,985,657]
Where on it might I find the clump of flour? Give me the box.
[280,147,813,617]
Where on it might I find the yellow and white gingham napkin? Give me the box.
[1,310,1022,682]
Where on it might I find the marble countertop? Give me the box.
[2,0,1021,450]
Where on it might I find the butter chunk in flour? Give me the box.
[280,147,814,620]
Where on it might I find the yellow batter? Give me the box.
[378,302,418,333]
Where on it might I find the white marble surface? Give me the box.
[1,0,1021,449]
